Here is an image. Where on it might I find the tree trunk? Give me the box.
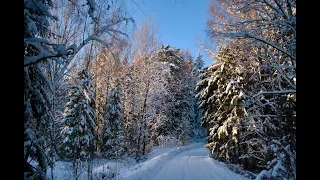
[36,137,47,180]
[141,80,149,155]
[87,157,92,180]
[51,166,54,180]
[73,158,80,180]
[136,125,141,160]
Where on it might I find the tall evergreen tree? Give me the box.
[196,44,250,166]
[198,39,295,179]
[61,68,96,179]
[193,54,204,72]
[24,65,53,179]
[24,1,56,178]
[103,85,125,158]
[191,53,206,138]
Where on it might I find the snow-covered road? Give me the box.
[150,143,249,180]
[48,142,251,179]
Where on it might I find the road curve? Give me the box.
[151,143,249,180]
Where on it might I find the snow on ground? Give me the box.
[122,142,250,180]
[47,141,251,180]
[46,157,136,180]
[121,143,199,180]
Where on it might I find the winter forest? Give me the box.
[24,0,296,180]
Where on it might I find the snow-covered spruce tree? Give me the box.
[24,0,56,178]
[60,67,96,179]
[205,0,296,178]
[103,84,125,158]
[196,39,291,176]
[179,50,201,141]
[193,54,204,73]
[198,43,295,178]
[192,53,206,138]
[24,65,54,179]
[196,43,253,167]
[195,66,210,133]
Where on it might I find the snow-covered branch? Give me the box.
[25,15,131,68]
[252,90,295,99]
[218,31,295,60]
[272,139,296,160]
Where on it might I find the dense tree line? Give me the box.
[24,0,295,179]
[196,0,296,179]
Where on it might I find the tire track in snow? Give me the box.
[155,156,180,180]
[202,158,245,180]
[182,156,191,180]
[185,156,191,179]
[150,143,249,180]
[122,143,249,180]
[122,144,196,180]
[199,157,217,180]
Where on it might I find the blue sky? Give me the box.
[129,0,215,67]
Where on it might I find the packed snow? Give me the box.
[137,143,249,180]
[47,142,250,180]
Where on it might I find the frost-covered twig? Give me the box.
[272,139,296,160]
[252,90,295,99]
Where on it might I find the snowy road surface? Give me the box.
[49,142,250,179]
[122,142,249,180]
[150,143,248,180]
